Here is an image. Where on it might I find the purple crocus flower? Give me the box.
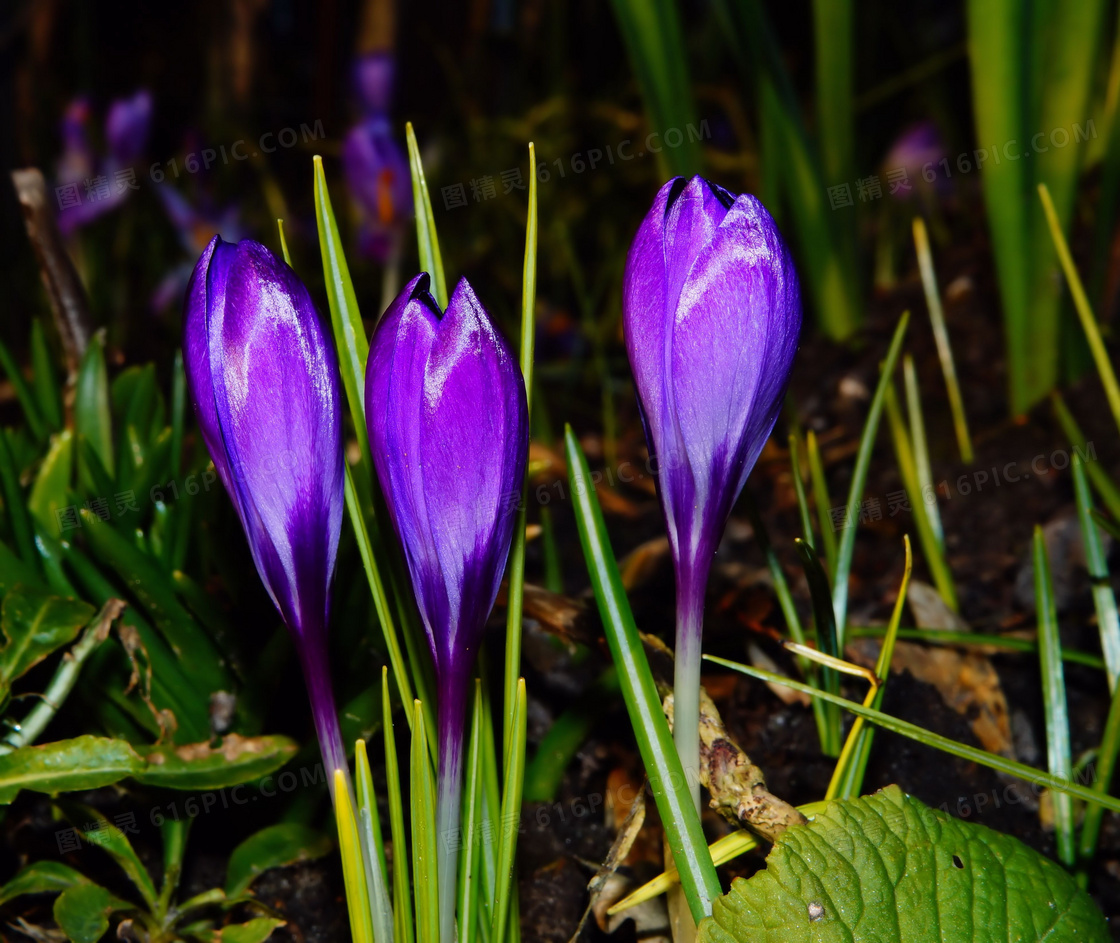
[105,90,153,168]
[883,120,948,196]
[623,176,801,807]
[183,236,347,786]
[366,273,528,943]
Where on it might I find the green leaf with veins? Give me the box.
[700,786,1108,943]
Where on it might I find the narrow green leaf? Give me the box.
[805,429,837,576]
[410,700,439,943]
[1034,527,1075,866]
[458,681,486,943]
[31,319,62,432]
[1051,393,1120,522]
[705,655,1120,812]
[491,679,527,943]
[504,142,538,760]
[335,769,376,943]
[788,434,815,551]
[912,218,973,462]
[795,539,840,756]
[564,425,720,922]
[0,427,37,567]
[59,802,158,908]
[170,349,186,479]
[0,537,46,597]
[383,668,414,943]
[903,355,944,548]
[74,333,114,480]
[833,311,910,643]
[405,123,448,307]
[0,336,45,441]
[356,739,394,943]
[29,430,74,534]
[226,823,333,898]
[1073,454,1120,692]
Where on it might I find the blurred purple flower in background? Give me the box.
[56,89,152,235]
[343,52,412,264]
[883,120,948,196]
[623,175,801,808]
[366,272,528,943]
[183,236,348,787]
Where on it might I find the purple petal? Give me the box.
[105,90,153,166]
[183,237,343,640]
[353,52,395,116]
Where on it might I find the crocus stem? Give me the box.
[674,574,706,815]
[436,681,468,943]
[298,636,349,800]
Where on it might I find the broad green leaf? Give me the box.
[0,735,142,804]
[75,333,114,482]
[699,786,1109,943]
[0,584,94,690]
[53,883,114,943]
[29,430,74,533]
[0,861,89,907]
[226,823,333,898]
[219,918,287,943]
[133,735,299,790]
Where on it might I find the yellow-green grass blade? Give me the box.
[335,769,375,943]
[405,123,447,308]
[903,354,944,549]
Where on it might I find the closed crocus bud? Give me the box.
[367,273,528,943]
[183,236,347,786]
[623,176,801,806]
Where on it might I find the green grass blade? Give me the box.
[833,311,910,643]
[912,218,973,462]
[382,669,414,943]
[903,354,944,549]
[1091,14,1120,311]
[607,0,703,178]
[74,333,114,481]
[0,429,37,568]
[410,700,439,943]
[812,0,853,190]
[741,496,828,746]
[806,429,837,576]
[832,536,913,799]
[705,654,1120,813]
[0,338,45,442]
[848,626,1106,670]
[30,319,62,433]
[1034,526,1075,866]
[883,381,958,611]
[1078,664,1120,870]
[789,433,816,551]
[356,740,394,943]
[564,425,720,922]
[1072,454,1120,692]
[1050,392,1120,522]
[1039,183,1120,439]
[313,155,372,465]
[169,350,186,480]
[491,679,526,943]
[966,0,1036,413]
[334,769,376,943]
[277,217,292,267]
[346,465,414,725]
[458,681,485,943]
[796,538,841,756]
[405,123,447,308]
[504,143,538,760]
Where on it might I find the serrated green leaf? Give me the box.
[133,735,298,790]
[0,736,144,805]
[0,861,89,907]
[53,882,113,943]
[219,918,287,943]
[0,584,94,690]
[29,430,74,533]
[226,822,333,898]
[699,785,1109,943]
